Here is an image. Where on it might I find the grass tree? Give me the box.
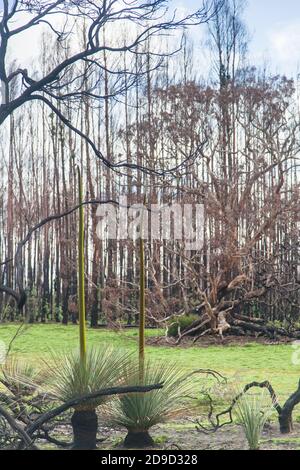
[0,356,45,399]
[107,360,193,448]
[138,197,147,379]
[106,198,193,448]
[47,346,132,449]
[68,165,92,448]
[77,166,87,365]
[46,167,132,449]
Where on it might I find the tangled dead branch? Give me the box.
[0,382,163,449]
[196,379,300,435]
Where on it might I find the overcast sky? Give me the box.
[1,1,300,78]
[174,0,300,76]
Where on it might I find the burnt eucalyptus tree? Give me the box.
[0,1,216,145]
[0,0,221,309]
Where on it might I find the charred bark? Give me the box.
[71,409,98,450]
[278,380,300,434]
[124,430,155,449]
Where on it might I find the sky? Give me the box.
[246,0,300,75]
[174,0,300,77]
[1,1,300,78]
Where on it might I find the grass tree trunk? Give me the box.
[70,167,98,450]
[123,203,155,450]
[139,196,147,378]
[77,166,87,364]
[71,409,98,450]
[124,430,154,449]
[139,234,145,380]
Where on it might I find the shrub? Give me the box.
[167,314,199,337]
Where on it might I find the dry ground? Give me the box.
[45,419,300,451]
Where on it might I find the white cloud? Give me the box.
[268,21,300,74]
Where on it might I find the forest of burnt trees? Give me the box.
[0,0,299,338]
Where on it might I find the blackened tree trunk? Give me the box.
[71,409,98,450]
[61,283,69,325]
[279,412,293,434]
[124,430,154,449]
[90,284,99,328]
[278,379,300,434]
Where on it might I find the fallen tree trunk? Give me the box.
[175,273,300,341]
[231,317,300,339]
[179,312,300,341]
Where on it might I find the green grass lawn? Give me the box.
[0,323,299,403]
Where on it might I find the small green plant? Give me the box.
[106,359,194,448]
[234,391,273,450]
[167,315,199,337]
[154,435,168,445]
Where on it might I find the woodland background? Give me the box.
[0,0,299,330]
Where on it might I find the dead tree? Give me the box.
[0,0,221,312]
[0,0,217,170]
[145,73,300,339]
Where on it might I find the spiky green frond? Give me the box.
[234,390,274,450]
[0,356,45,397]
[45,346,133,409]
[106,359,194,431]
